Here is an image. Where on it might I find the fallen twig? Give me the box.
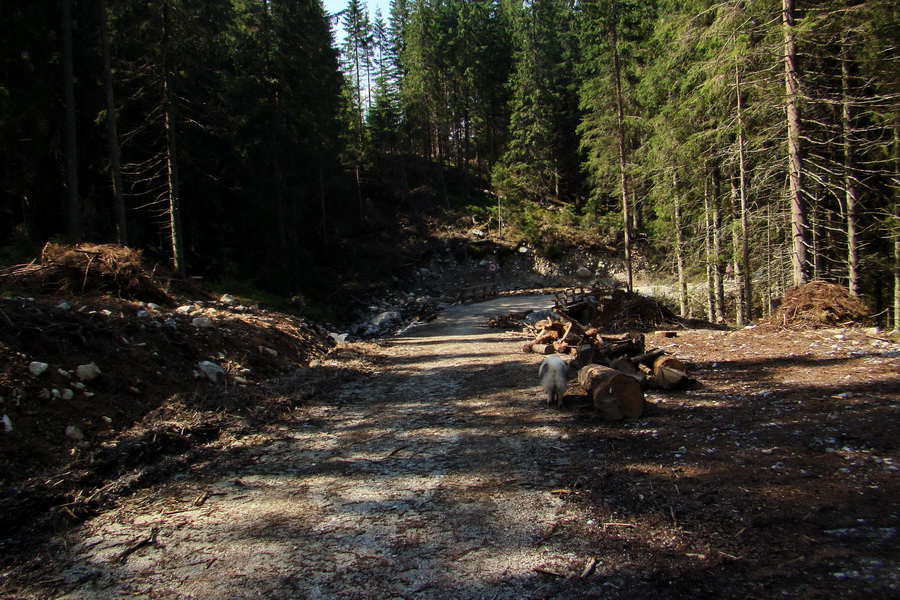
[580,557,597,578]
[533,567,566,578]
[115,527,159,564]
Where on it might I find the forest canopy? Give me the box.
[1,0,897,327]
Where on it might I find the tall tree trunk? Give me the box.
[783,0,809,285]
[735,58,752,322]
[841,35,860,296]
[674,172,687,317]
[610,0,632,291]
[731,176,745,326]
[711,165,725,323]
[100,0,126,246]
[162,1,185,277]
[62,0,81,243]
[893,123,900,332]
[704,166,715,321]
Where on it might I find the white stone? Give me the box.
[220,294,238,305]
[371,311,403,328]
[65,425,84,441]
[76,363,102,382]
[1,415,12,433]
[29,362,49,376]
[197,361,226,384]
[192,317,214,328]
[61,389,75,401]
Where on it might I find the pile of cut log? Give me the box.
[524,310,692,420]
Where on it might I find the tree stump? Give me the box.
[578,364,645,421]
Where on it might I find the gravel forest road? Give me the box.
[44,294,609,600]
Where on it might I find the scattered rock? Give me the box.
[65,425,84,441]
[371,311,403,329]
[28,362,49,376]
[76,363,102,382]
[192,317,214,328]
[197,361,227,384]
[1,415,12,433]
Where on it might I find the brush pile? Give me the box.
[0,242,172,304]
[769,281,869,329]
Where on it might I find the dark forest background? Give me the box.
[1,0,897,326]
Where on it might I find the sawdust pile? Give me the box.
[0,242,171,304]
[769,280,869,329]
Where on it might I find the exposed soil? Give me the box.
[1,286,898,599]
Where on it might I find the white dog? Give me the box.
[539,356,571,408]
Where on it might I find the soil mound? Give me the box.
[0,242,171,305]
[769,280,869,329]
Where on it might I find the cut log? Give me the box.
[522,341,534,353]
[609,356,648,388]
[531,343,555,355]
[628,348,666,367]
[553,310,587,340]
[570,344,595,370]
[578,364,645,420]
[595,334,645,364]
[609,356,638,375]
[652,356,688,390]
[552,340,572,354]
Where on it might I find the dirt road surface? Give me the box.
[6,295,900,599]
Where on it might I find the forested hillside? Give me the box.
[1,0,897,327]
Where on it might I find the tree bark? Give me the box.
[783,0,810,285]
[100,0,127,246]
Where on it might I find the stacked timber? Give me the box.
[523,310,693,420]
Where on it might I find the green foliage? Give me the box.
[2,0,899,323]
